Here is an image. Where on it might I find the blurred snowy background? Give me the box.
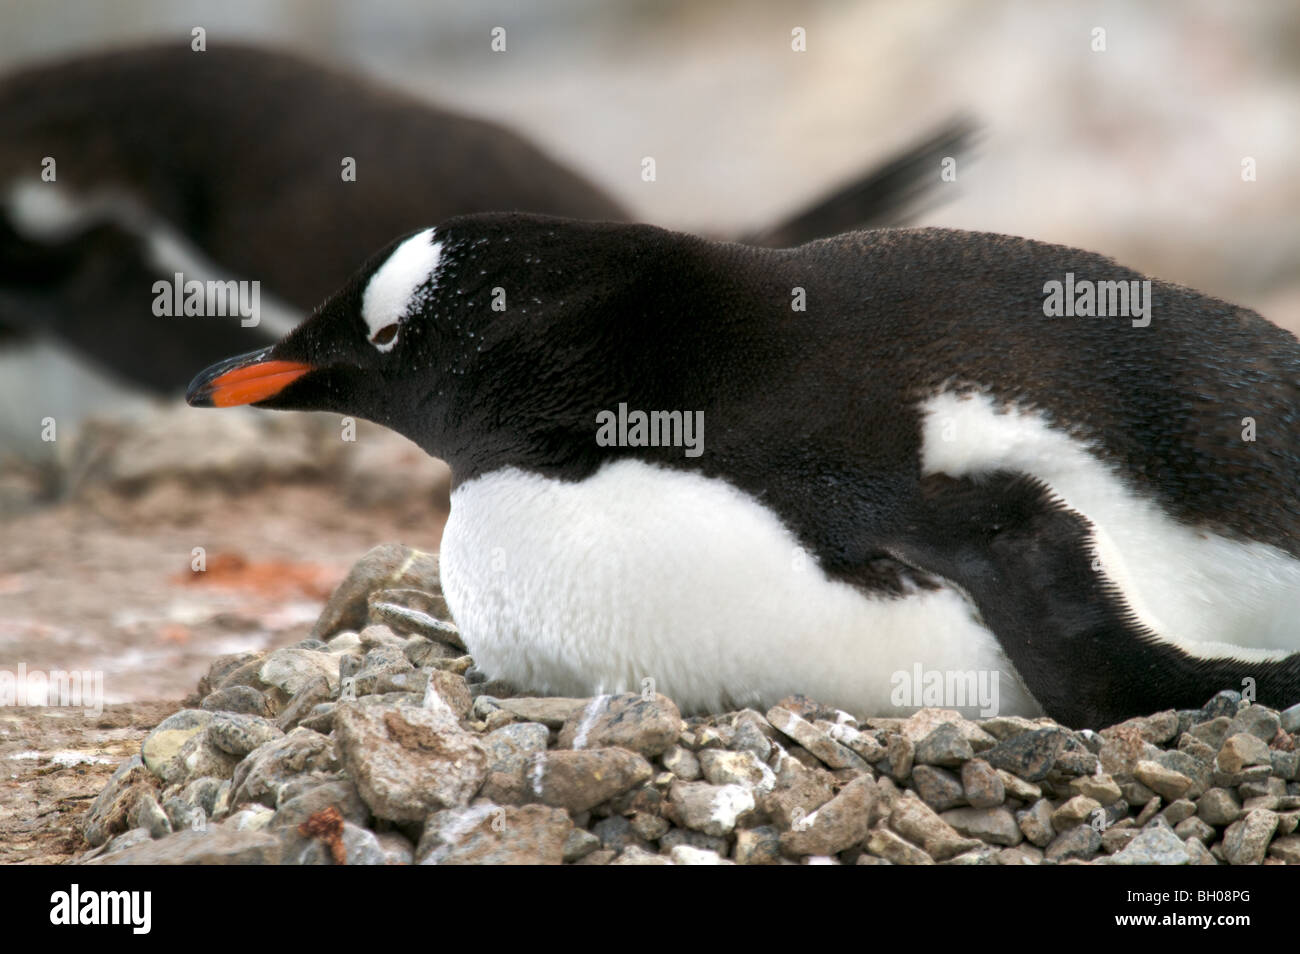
[4,0,1298,329]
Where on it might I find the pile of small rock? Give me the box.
[77,544,1300,865]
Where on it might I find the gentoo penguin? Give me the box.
[186,215,1298,729]
[0,42,971,399]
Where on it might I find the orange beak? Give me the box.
[187,348,314,408]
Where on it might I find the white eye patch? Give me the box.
[360,228,442,352]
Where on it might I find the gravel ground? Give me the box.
[71,544,1300,865]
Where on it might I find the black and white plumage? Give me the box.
[187,214,1300,728]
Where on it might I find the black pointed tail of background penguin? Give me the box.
[741,116,977,248]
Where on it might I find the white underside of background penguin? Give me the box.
[188,216,1300,730]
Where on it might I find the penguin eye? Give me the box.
[371,324,399,347]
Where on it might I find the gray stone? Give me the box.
[670,845,732,865]
[609,846,674,865]
[1187,716,1232,750]
[208,712,284,757]
[1134,760,1193,801]
[982,728,1064,782]
[1177,733,1217,767]
[557,693,682,758]
[766,706,868,771]
[179,776,224,817]
[1101,827,1138,854]
[482,722,549,776]
[199,652,263,698]
[214,656,270,693]
[1068,773,1123,806]
[1102,710,1179,745]
[658,828,729,856]
[350,647,414,696]
[698,749,776,794]
[369,603,463,648]
[274,675,334,731]
[403,634,458,668]
[629,811,670,842]
[1159,798,1197,827]
[326,631,362,653]
[228,727,338,809]
[82,756,160,847]
[1109,825,1190,865]
[780,775,876,858]
[865,827,934,865]
[1174,816,1216,843]
[368,587,453,630]
[520,748,654,813]
[914,723,973,767]
[258,648,341,698]
[1198,690,1241,722]
[141,709,216,782]
[269,777,369,830]
[889,790,982,861]
[1156,749,1211,798]
[1222,809,1279,865]
[201,685,271,716]
[1270,750,1299,782]
[1217,733,1271,775]
[374,830,415,865]
[97,828,155,858]
[1213,764,1273,789]
[289,820,394,865]
[668,781,755,837]
[1134,796,1162,827]
[912,765,966,812]
[1016,798,1056,848]
[661,745,701,781]
[1052,795,1101,832]
[761,768,835,829]
[734,826,782,865]
[1044,824,1102,862]
[998,844,1045,865]
[128,793,172,839]
[978,716,1048,740]
[418,803,572,864]
[940,806,1023,846]
[883,734,914,781]
[162,797,205,833]
[563,828,601,862]
[730,710,775,762]
[942,845,1001,865]
[589,816,652,854]
[832,724,888,762]
[1280,703,1300,735]
[86,824,282,865]
[1226,705,1280,743]
[960,759,1004,809]
[334,702,486,822]
[310,544,441,640]
[1268,834,1300,863]
[493,696,589,729]
[997,769,1042,802]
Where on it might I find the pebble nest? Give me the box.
[77,544,1300,865]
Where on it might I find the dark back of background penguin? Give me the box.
[187,213,1300,729]
[0,42,972,460]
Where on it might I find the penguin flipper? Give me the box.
[885,471,1300,728]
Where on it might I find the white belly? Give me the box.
[439,459,1042,719]
[920,390,1300,662]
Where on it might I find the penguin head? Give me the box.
[187,213,724,469]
